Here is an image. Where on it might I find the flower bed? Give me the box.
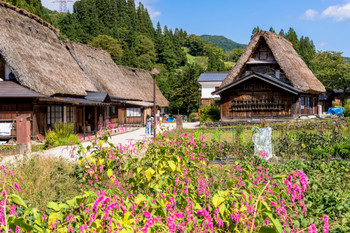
[0,126,332,232]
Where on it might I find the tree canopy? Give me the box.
[311,51,350,94]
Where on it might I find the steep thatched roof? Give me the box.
[118,66,170,107]
[66,42,170,107]
[219,31,325,94]
[66,42,141,100]
[0,1,97,96]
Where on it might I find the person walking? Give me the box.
[145,115,151,135]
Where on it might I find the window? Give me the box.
[66,106,76,123]
[110,106,118,117]
[259,51,268,60]
[47,106,63,125]
[127,108,141,117]
[301,97,305,110]
[306,97,310,109]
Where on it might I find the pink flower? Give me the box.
[265,218,269,227]
[323,215,329,233]
[14,183,20,192]
[308,223,317,233]
[143,211,151,219]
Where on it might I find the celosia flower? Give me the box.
[14,183,20,192]
[323,214,329,233]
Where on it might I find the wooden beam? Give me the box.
[83,106,86,138]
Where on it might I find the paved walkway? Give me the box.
[2,122,200,163]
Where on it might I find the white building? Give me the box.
[198,72,228,106]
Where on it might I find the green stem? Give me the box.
[249,181,270,233]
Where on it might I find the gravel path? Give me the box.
[2,122,200,163]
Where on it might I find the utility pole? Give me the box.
[52,0,73,13]
[151,68,159,137]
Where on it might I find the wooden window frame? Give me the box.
[127,108,141,117]
[47,105,63,125]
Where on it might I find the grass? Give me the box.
[4,156,81,210]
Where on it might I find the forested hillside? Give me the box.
[200,35,246,51]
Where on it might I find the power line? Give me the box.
[52,0,74,13]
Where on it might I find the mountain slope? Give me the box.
[200,35,246,51]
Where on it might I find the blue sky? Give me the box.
[42,0,350,56]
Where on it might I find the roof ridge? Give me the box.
[0,1,59,36]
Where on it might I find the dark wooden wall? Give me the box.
[0,99,33,137]
[221,79,295,119]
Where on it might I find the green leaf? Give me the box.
[107,169,113,177]
[212,194,225,208]
[47,202,60,211]
[9,194,28,209]
[120,228,133,233]
[227,180,234,189]
[263,211,283,233]
[134,194,147,206]
[168,161,176,172]
[124,212,131,224]
[145,168,155,181]
[259,226,278,233]
[48,212,63,226]
[9,218,33,232]
[66,199,77,208]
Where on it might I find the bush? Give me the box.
[344,99,350,117]
[44,122,79,149]
[199,104,220,122]
[53,122,74,138]
[188,112,198,122]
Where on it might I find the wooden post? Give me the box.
[83,106,86,138]
[153,75,156,137]
[94,106,98,135]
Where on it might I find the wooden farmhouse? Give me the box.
[0,1,169,140]
[213,31,326,120]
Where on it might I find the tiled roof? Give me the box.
[0,81,44,98]
[198,72,229,82]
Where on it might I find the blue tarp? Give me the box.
[327,107,345,115]
[167,117,176,122]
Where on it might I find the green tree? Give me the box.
[225,48,245,62]
[88,35,123,64]
[251,26,260,38]
[311,51,350,98]
[285,28,299,52]
[185,35,205,56]
[207,47,225,72]
[269,27,276,33]
[169,63,203,115]
[135,35,156,70]
[299,36,316,67]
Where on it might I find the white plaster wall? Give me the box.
[200,82,222,99]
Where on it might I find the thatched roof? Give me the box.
[65,42,141,100]
[219,31,325,94]
[0,1,97,96]
[118,66,170,107]
[66,42,170,107]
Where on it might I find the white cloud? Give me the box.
[301,9,319,20]
[138,0,161,19]
[317,41,328,48]
[321,2,350,21]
